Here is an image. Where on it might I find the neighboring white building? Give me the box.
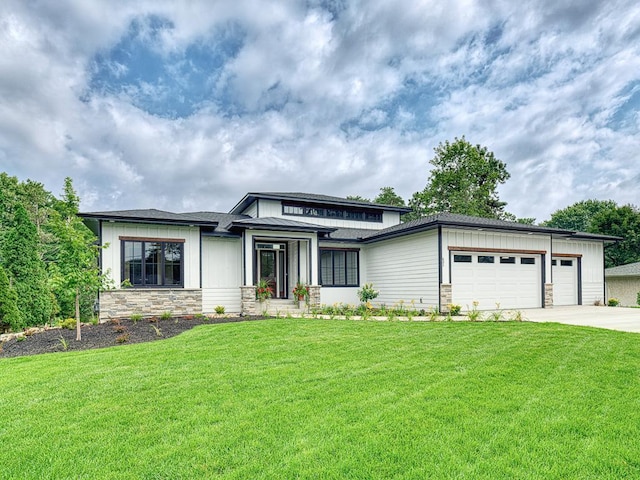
[81,192,617,320]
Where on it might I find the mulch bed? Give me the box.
[0,316,265,359]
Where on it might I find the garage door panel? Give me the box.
[451,253,541,310]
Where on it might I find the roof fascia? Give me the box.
[79,213,218,228]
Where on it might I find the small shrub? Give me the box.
[215,305,225,314]
[428,307,439,322]
[488,310,504,322]
[160,311,172,321]
[58,335,68,351]
[608,298,620,307]
[467,301,482,321]
[16,336,25,342]
[357,283,379,303]
[113,324,127,334]
[637,291,640,306]
[115,333,130,343]
[58,318,76,330]
[508,310,524,322]
[151,325,163,337]
[194,313,205,320]
[449,304,462,316]
[130,313,143,323]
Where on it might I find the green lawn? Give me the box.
[1,319,640,479]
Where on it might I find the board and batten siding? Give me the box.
[101,222,200,288]
[364,231,439,309]
[201,237,242,313]
[254,199,401,229]
[441,229,552,284]
[552,239,605,305]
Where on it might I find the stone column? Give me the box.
[544,284,554,308]
[240,286,257,316]
[308,286,321,309]
[440,283,452,313]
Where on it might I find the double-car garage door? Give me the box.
[451,252,542,310]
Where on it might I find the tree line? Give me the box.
[0,173,104,337]
[352,137,640,269]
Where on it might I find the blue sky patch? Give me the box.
[87,15,245,118]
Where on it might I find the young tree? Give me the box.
[1,203,53,327]
[542,199,617,232]
[408,137,511,220]
[0,264,22,331]
[48,178,105,340]
[374,187,405,207]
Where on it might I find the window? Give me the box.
[561,259,573,267]
[500,256,516,264]
[520,257,536,265]
[320,249,359,286]
[454,255,472,263]
[122,240,183,287]
[552,259,557,266]
[478,255,495,264]
[282,203,383,223]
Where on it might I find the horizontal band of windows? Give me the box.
[119,236,185,243]
[283,204,382,223]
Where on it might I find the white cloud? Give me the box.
[0,0,638,222]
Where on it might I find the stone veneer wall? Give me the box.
[308,286,321,309]
[99,289,202,321]
[440,283,452,313]
[544,283,554,308]
[240,286,257,316]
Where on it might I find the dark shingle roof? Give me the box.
[229,217,336,233]
[605,262,640,277]
[229,192,411,214]
[325,227,383,242]
[80,209,222,226]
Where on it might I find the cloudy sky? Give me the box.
[1,0,638,221]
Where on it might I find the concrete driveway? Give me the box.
[522,306,640,333]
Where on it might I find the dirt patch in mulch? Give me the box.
[0,316,265,359]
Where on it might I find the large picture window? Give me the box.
[320,249,359,286]
[122,240,184,287]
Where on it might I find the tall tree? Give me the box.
[1,204,53,327]
[0,264,22,331]
[408,137,511,220]
[374,187,405,207]
[47,178,105,340]
[589,204,640,268]
[542,199,617,232]
[346,195,371,202]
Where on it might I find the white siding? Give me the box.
[242,202,258,218]
[553,239,605,305]
[321,287,360,305]
[202,237,242,313]
[101,222,200,288]
[364,231,439,309]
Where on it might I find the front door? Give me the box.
[257,244,287,298]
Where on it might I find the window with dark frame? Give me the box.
[561,259,573,267]
[320,249,359,286]
[478,255,495,264]
[453,254,472,263]
[122,240,184,287]
[552,259,557,266]
[520,257,536,265]
[283,203,382,223]
[500,256,516,264]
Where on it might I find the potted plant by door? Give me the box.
[256,279,273,303]
[292,282,310,308]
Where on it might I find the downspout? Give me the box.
[438,225,442,313]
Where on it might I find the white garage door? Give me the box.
[451,252,542,310]
[553,257,578,305]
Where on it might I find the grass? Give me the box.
[1,319,640,479]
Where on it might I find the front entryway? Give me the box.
[256,243,287,298]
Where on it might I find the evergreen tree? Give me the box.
[0,264,22,331]
[2,204,53,327]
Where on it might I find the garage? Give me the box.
[552,256,579,305]
[451,251,542,310]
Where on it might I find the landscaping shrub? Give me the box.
[608,298,620,307]
[215,305,225,314]
[58,318,76,330]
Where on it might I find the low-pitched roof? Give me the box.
[80,209,223,227]
[229,192,412,214]
[605,262,640,277]
[229,217,336,234]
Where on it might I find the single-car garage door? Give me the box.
[553,257,578,305]
[451,252,542,310]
